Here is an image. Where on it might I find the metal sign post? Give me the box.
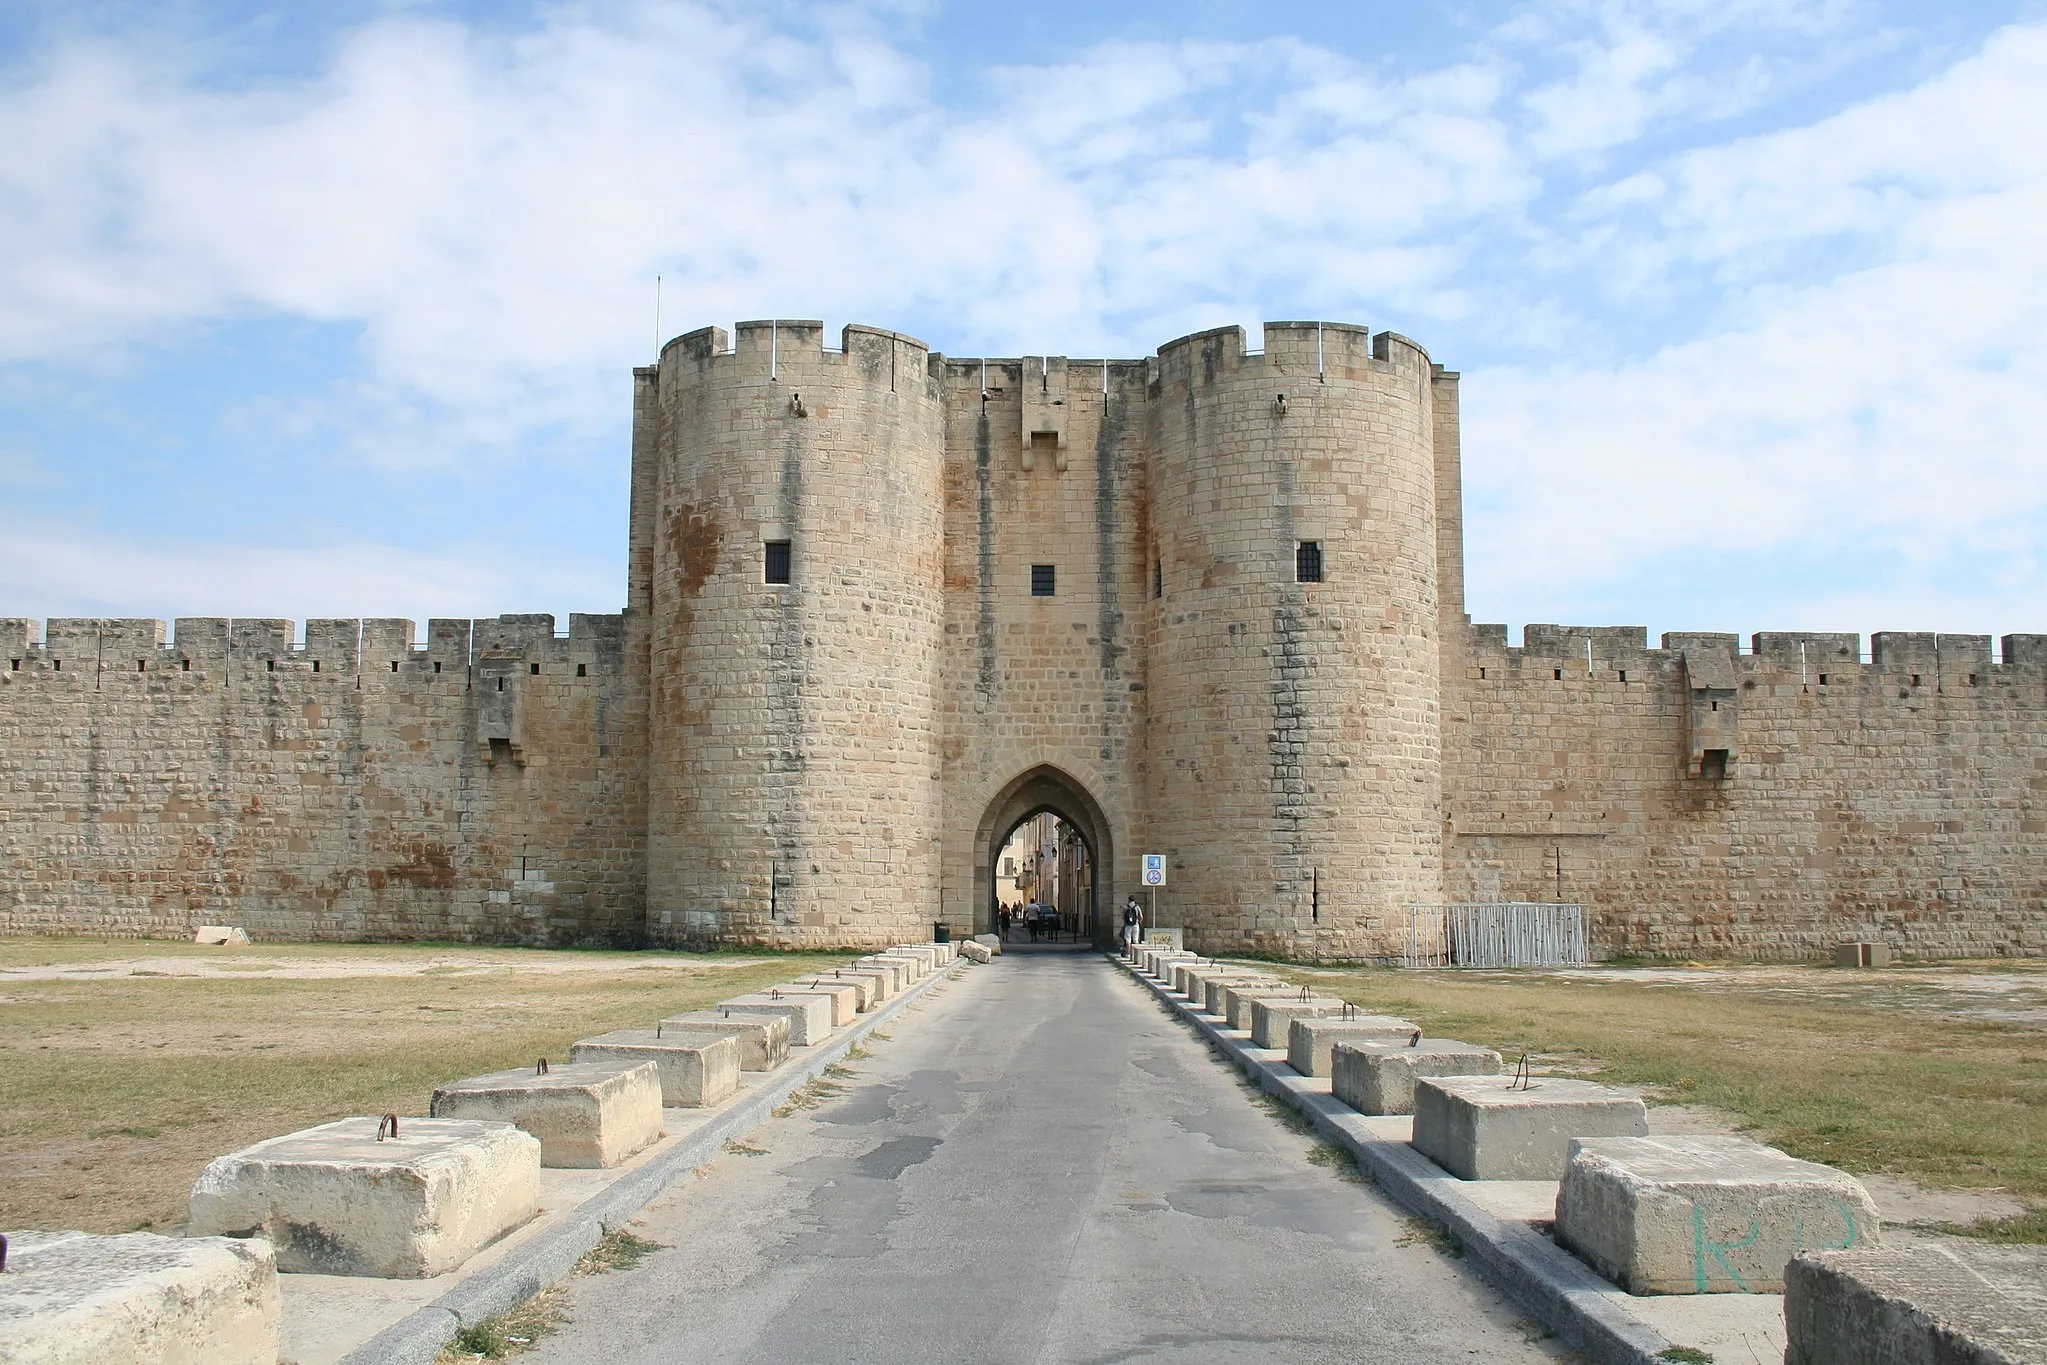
[1141,854,1166,942]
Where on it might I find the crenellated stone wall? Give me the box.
[1443,626,2047,959]
[0,613,644,944]
[4,316,2042,960]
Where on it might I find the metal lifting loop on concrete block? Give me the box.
[1,1232,9,1273]
[1409,1029,1423,1048]
[1509,1054,1535,1091]
[536,1058,549,1075]
[376,1113,400,1142]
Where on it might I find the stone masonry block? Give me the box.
[186,1117,541,1277]
[838,968,894,1003]
[1250,997,1350,1049]
[571,1030,741,1107]
[789,979,863,1023]
[857,958,913,990]
[719,992,833,1046]
[1411,1076,1648,1181]
[0,1230,279,1365]
[1205,975,1281,1017]
[1331,1039,1500,1113]
[1224,983,1304,1032]
[1785,1242,2047,1364]
[657,1011,792,1070]
[958,938,991,963]
[431,1060,665,1169]
[804,973,876,1011]
[1287,1016,1425,1077]
[1556,1135,1880,1295]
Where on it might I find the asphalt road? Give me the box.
[525,946,1574,1364]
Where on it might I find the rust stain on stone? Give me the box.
[666,503,721,606]
[371,841,458,891]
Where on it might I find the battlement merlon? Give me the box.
[655,321,932,382]
[1149,321,1433,390]
[1465,623,2047,677]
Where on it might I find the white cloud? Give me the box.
[0,3,2043,634]
[1466,23,2047,634]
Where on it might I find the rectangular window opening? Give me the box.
[1969,672,1979,685]
[529,662,540,675]
[312,660,320,673]
[265,659,273,672]
[9,659,18,670]
[433,661,442,674]
[1818,673,1828,685]
[576,663,587,677]
[764,539,792,585]
[1618,669,1627,682]
[1554,668,1563,680]
[488,737,514,764]
[1701,748,1730,780]
[1152,559,1162,599]
[496,677,505,692]
[1911,673,1921,687]
[1478,666,1486,679]
[182,659,191,672]
[390,660,399,672]
[1031,564,1056,597]
[137,660,146,672]
[53,659,60,670]
[1295,541,1323,583]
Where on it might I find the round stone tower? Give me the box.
[1144,322,1442,958]
[644,321,946,947]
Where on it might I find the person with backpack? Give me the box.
[1122,894,1143,948]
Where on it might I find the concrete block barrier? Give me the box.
[1556,1135,1880,1295]
[972,932,1002,955]
[431,1061,665,1170]
[571,1030,741,1107]
[834,968,892,1005]
[718,993,834,1046]
[958,939,992,963]
[1223,983,1303,1032]
[1249,996,1350,1049]
[1412,1076,1648,1181]
[1287,1016,1425,1077]
[0,1230,280,1365]
[1195,978,1277,1019]
[858,957,916,989]
[790,979,864,1023]
[886,947,939,973]
[1784,1241,2047,1364]
[188,1118,541,1278]
[1330,1039,1501,1113]
[656,1012,792,1071]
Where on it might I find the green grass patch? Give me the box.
[1262,962,2047,1239]
[0,939,855,1233]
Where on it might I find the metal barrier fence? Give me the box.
[1403,902,1588,969]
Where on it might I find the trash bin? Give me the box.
[933,922,951,943]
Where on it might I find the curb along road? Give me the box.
[1113,954,1677,1365]
[340,958,966,1365]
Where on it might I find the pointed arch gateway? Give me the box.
[973,765,1115,945]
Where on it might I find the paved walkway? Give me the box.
[526,948,1573,1364]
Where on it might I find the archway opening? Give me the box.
[972,765,1114,947]
[993,812,1095,945]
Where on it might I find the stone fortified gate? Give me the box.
[3,320,2044,959]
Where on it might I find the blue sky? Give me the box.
[3,0,2045,646]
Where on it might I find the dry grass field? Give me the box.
[1262,959,2047,1242]
[0,938,855,1235]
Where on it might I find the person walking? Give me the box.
[1122,894,1143,949]
[998,905,1012,941]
